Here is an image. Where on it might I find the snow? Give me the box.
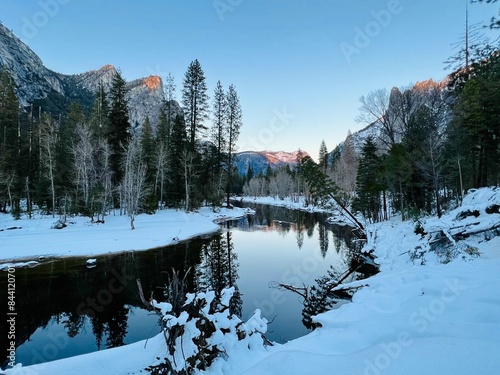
[4,188,500,375]
[0,207,247,262]
[235,196,325,213]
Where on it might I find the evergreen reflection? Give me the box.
[196,229,242,317]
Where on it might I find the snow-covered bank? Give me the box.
[0,207,247,263]
[235,196,333,214]
[5,188,500,375]
[219,188,500,375]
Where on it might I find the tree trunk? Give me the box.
[185,170,190,212]
[50,166,56,218]
[457,156,464,203]
[328,192,365,233]
[435,187,441,219]
[399,179,405,221]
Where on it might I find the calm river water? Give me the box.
[1,203,367,368]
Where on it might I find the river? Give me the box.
[1,203,370,368]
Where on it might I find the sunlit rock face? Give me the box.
[126,75,165,129]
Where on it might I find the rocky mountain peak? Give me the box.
[100,64,115,71]
[144,75,162,90]
[413,78,448,92]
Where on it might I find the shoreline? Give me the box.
[0,206,248,265]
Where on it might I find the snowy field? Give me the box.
[4,188,500,375]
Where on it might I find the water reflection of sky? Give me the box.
[9,205,357,366]
[15,306,159,366]
[232,224,349,343]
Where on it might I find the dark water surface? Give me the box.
[1,203,362,368]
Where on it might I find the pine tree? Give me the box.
[318,140,328,173]
[57,102,84,201]
[0,68,21,213]
[140,117,157,212]
[450,55,500,188]
[212,81,227,155]
[90,81,110,139]
[108,70,131,187]
[353,137,384,222]
[167,114,187,206]
[209,80,227,204]
[182,59,209,150]
[385,143,412,220]
[165,73,176,127]
[156,107,170,147]
[225,84,242,206]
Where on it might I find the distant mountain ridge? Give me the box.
[234,150,308,176]
[0,22,171,128]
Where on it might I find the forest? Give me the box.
[0,59,243,228]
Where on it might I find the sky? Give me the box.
[1,0,498,158]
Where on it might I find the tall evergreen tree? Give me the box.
[353,137,384,222]
[209,80,227,205]
[90,81,110,139]
[107,70,131,187]
[140,117,157,212]
[182,59,209,150]
[225,84,242,206]
[318,140,328,173]
[212,81,227,158]
[165,72,176,127]
[0,68,21,212]
[57,102,84,201]
[156,107,170,147]
[450,55,500,188]
[167,114,187,206]
[385,143,412,220]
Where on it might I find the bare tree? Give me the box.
[95,138,113,221]
[0,169,16,211]
[121,138,147,229]
[356,88,399,149]
[39,115,58,217]
[73,123,96,210]
[243,178,260,197]
[269,168,294,200]
[331,131,358,205]
[415,87,450,217]
[419,130,445,217]
[154,141,169,209]
[181,148,198,211]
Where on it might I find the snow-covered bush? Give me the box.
[146,287,269,375]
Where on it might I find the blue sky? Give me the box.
[1,0,498,158]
